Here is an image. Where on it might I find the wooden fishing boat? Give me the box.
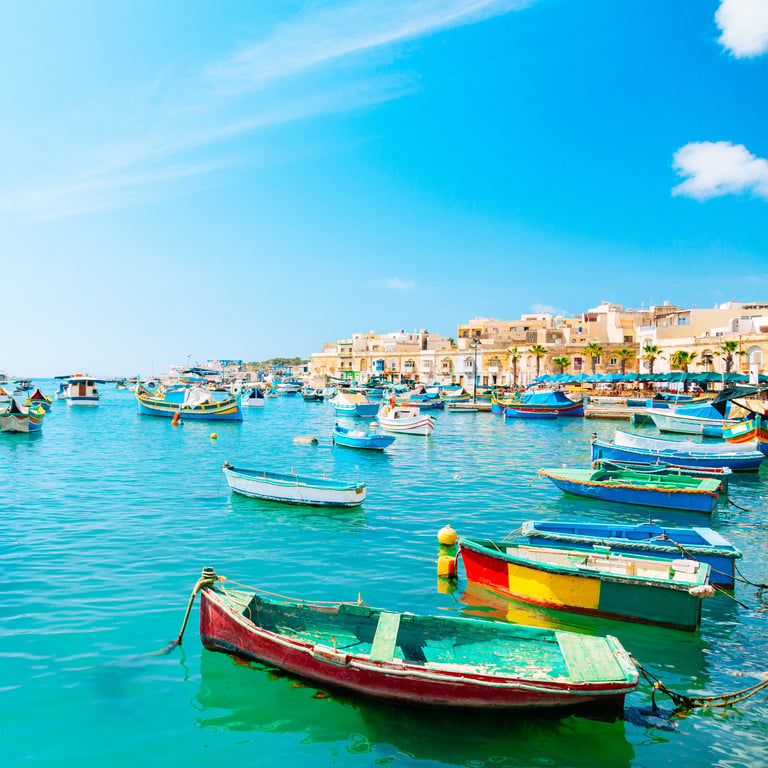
[506,391,585,417]
[136,384,242,421]
[302,387,324,402]
[198,570,638,712]
[723,416,768,455]
[376,404,435,436]
[0,398,45,433]
[647,406,740,437]
[590,431,763,472]
[331,392,379,417]
[537,466,722,514]
[332,424,395,450]
[591,458,733,491]
[25,388,52,411]
[222,463,366,507]
[519,520,741,588]
[505,407,557,420]
[458,538,713,631]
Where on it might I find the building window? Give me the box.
[624,336,633,343]
[610,357,618,366]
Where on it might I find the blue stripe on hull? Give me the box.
[591,442,762,472]
[549,477,716,514]
[137,403,242,421]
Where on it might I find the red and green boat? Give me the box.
[198,569,638,713]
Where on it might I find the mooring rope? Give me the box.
[633,657,768,711]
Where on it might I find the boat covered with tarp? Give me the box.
[506,390,585,417]
[136,384,242,421]
[197,568,638,712]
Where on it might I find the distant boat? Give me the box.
[275,379,302,395]
[723,416,768,455]
[459,538,713,631]
[65,375,101,406]
[54,381,68,400]
[137,384,242,421]
[302,387,324,402]
[198,570,638,712]
[332,424,395,450]
[591,430,763,472]
[537,465,722,514]
[13,379,32,393]
[331,392,379,417]
[376,404,435,435]
[519,520,742,588]
[25,388,52,412]
[0,398,45,433]
[241,388,266,408]
[222,463,366,507]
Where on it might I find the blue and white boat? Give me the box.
[647,401,741,437]
[65,375,102,406]
[332,424,395,450]
[591,430,763,472]
[331,392,379,417]
[222,463,366,507]
[519,520,742,588]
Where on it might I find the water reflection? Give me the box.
[193,650,635,767]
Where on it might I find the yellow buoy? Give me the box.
[437,554,457,579]
[437,524,457,547]
[210,433,218,440]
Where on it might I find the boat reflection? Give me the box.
[194,650,635,767]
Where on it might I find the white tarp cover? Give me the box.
[182,386,217,408]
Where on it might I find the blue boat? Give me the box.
[590,431,763,472]
[537,466,722,514]
[519,520,742,588]
[505,390,585,417]
[332,424,395,450]
[331,392,379,417]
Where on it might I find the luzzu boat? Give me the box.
[197,569,638,712]
[136,384,242,421]
[0,398,45,433]
[222,464,366,507]
[723,416,768,455]
[458,538,713,631]
[537,465,722,514]
[519,520,741,588]
[25,388,52,412]
[647,402,741,437]
[504,390,585,417]
[590,430,763,472]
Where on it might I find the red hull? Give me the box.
[199,589,631,711]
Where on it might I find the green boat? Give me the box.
[538,466,722,514]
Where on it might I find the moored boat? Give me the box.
[331,392,379,417]
[64,375,101,406]
[0,398,45,433]
[222,463,366,507]
[197,569,638,712]
[508,390,585,417]
[537,466,722,514]
[376,404,435,436]
[332,424,395,450]
[647,403,741,437]
[505,407,557,420]
[458,538,713,631]
[137,384,242,421]
[590,430,763,472]
[241,388,266,408]
[723,416,768,455]
[25,388,52,412]
[519,520,741,588]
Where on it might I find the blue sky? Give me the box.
[2,0,767,377]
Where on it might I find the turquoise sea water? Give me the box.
[2,385,768,767]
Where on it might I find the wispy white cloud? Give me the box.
[387,277,416,289]
[716,0,768,58]
[529,302,566,315]
[1,0,535,220]
[206,0,533,94]
[671,141,768,201]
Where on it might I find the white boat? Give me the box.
[221,464,366,507]
[331,392,379,417]
[0,398,45,433]
[65,376,100,406]
[613,429,760,454]
[647,410,741,437]
[376,404,435,436]
[241,388,266,408]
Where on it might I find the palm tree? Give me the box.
[615,348,635,375]
[508,346,521,388]
[584,342,603,375]
[719,340,743,374]
[530,344,547,379]
[642,344,662,375]
[670,350,697,372]
[553,356,570,375]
